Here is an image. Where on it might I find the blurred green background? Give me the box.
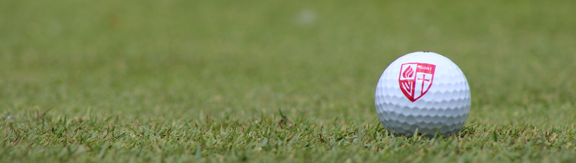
[1,0,575,125]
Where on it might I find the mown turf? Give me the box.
[1,0,576,162]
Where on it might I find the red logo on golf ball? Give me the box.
[399,63,436,102]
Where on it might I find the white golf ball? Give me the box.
[375,51,471,136]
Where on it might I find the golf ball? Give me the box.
[375,51,471,136]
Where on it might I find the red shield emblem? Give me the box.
[399,63,436,102]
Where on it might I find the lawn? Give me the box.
[1,0,575,162]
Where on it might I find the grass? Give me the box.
[1,0,576,162]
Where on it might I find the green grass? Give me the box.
[1,0,576,162]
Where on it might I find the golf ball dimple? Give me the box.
[375,51,471,136]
